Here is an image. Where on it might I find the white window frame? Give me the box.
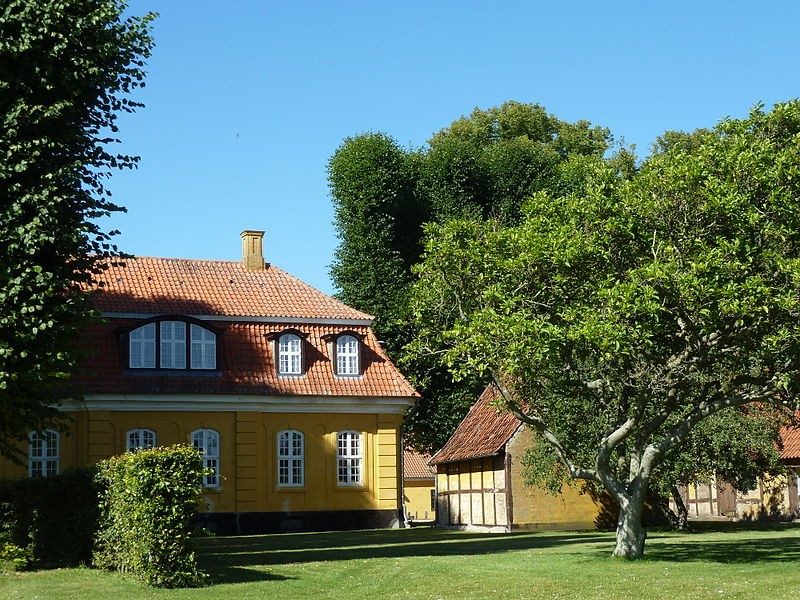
[160,320,187,369]
[127,428,157,452]
[336,335,360,376]
[128,319,217,371]
[28,430,59,478]
[192,428,220,487]
[278,333,302,375]
[190,324,217,370]
[337,430,362,486]
[277,430,304,486]
[129,322,156,369]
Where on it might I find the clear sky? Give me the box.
[106,1,799,295]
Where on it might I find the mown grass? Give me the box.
[2,522,800,599]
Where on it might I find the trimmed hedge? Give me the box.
[0,466,100,566]
[93,444,208,588]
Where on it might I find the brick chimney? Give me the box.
[241,230,265,271]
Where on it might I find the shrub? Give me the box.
[0,466,100,566]
[93,445,208,588]
[0,542,33,572]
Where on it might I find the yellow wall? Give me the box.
[434,427,601,531]
[507,427,601,530]
[1,410,403,514]
[404,479,435,520]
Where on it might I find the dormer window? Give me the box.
[124,317,220,371]
[336,335,359,375]
[267,329,308,376]
[323,330,366,377]
[279,334,302,374]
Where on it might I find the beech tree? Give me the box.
[329,101,620,451]
[0,0,154,459]
[409,102,800,557]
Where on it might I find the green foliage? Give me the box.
[328,101,616,452]
[93,445,209,588]
[0,467,101,566]
[0,542,33,572]
[409,101,800,555]
[0,0,155,460]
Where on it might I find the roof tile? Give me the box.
[88,257,373,320]
[429,384,520,465]
[404,449,433,479]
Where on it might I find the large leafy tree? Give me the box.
[408,102,800,557]
[0,0,155,459]
[329,101,621,451]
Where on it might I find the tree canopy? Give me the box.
[328,101,623,451]
[0,0,155,459]
[408,101,800,557]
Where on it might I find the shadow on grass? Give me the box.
[640,522,800,563]
[196,522,800,584]
[195,527,612,582]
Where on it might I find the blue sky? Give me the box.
[107,1,799,295]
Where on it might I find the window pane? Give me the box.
[278,334,301,374]
[130,323,156,368]
[160,321,186,369]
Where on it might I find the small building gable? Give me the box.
[430,384,520,465]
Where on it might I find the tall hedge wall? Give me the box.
[0,466,100,566]
[93,444,208,588]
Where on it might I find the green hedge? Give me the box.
[0,466,100,566]
[93,444,208,588]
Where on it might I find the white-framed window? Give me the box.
[192,428,220,487]
[277,430,304,486]
[160,320,186,369]
[28,430,59,478]
[336,335,360,376]
[278,333,302,375]
[337,430,362,485]
[128,319,217,370]
[190,324,217,370]
[127,428,156,452]
[129,322,156,369]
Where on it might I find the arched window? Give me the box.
[277,430,304,486]
[28,430,59,478]
[129,322,156,368]
[337,430,362,485]
[336,335,359,376]
[192,429,220,487]
[278,334,302,375]
[190,324,217,369]
[127,428,156,451]
[127,318,217,370]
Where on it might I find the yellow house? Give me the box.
[403,449,435,523]
[430,384,604,532]
[0,231,419,534]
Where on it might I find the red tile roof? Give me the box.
[70,255,418,399]
[74,319,418,398]
[88,257,373,321]
[404,449,433,479]
[780,423,800,461]
[429,384,520,465]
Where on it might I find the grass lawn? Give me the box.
[2,522,800,599]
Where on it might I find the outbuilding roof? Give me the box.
[780,423,800,461]
[429,384,520,465]
[403,449,434,479]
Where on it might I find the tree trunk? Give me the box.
[670,485,689,530]
[613,496,647,558]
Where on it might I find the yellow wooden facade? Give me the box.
[435,426,603,531]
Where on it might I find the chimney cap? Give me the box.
[240,229,265,238]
